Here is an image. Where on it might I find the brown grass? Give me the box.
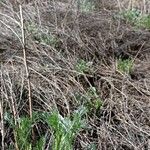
[0,0,150,149]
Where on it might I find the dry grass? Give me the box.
[0,0,150,149]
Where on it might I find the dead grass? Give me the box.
[0,0,150,149]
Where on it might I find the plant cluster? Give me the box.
[27,22,59,46]
[45,106,87,150]
[75,59,93,74]
[4,107,86,150]
[79,0,95,12]
[75,87,102,114]
[120,8,150,29]
[117,58,133,75]
[0,0,150,150]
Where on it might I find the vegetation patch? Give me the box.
[0,0,150,149]
[79,0,95,12]
[44,106,87,150]
[117,58,133,75]
[75,59,93,74]
[120,8,150,29]
[27,22,59,46]
[75,87,102,114]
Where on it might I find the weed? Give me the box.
[75,87,102,113]
[4,108,86,150]
[33,136,46,150]
[86,143,97,150]
[136,14,150,29]
[4,112,45,150]
[26,22,59,46]
[16,117,32,150]
[117,58,133,74]
[44,106,87,150]
[120,9,150,29]
[121,8,140,22]
[43,34,58,46]
[26,22,38,34]
[79,0,95,12]
[4,111,14,126]
[75,59,93,74]
[4,113,32,150]
[86,87,102,112]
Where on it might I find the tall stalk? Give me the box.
[19,5,32,121]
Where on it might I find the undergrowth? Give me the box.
[117,58,133,75]
[79,0,95,12]
[120,8,150,29]
[0,0,150,150]
[4,107,87,150]
[45,106,87,150]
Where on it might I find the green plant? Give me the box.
[16,117,32,150]
[117,58,133,74]
[26,22,59,46]
[85,87,102,112]
[4,111,14,126]
[79,0,95,12]
[4,112,45,150]
[136,14,150,29]
[86,143,97,150]
[33,136,46,150]
[4,113,32,150]
[120,8,150,29]
[26,22,38,34]
[75,59,93,74]
[75,87,102,113]
[44,106,87,150]
[121,8,140,22]
[39,34,59,46]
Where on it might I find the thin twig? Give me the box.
[0,74,4,150]
[1,66,19,150]
[19,5,32,119]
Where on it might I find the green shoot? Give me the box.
[45,106,87,150]
[75,87,102,113]
[79,0,95,12]
[120,9,150,29]
[75,59,93,74]
[117,58,133,74]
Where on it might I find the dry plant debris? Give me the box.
[0,0,150,150]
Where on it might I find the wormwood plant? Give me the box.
[75,59,93,74]
[120,8,150,29]
[79,0,95,12]
[4,107,87,150]
[15,117,32,150]
[86,143,97,150]
[121,8,140,22]
[4,112,45,150]
[86,87,102,111]
[137,15,150,29]
[27,22,59,46]
[117,58,133,75]
[75,87,102,113]
[44,106,87,150]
